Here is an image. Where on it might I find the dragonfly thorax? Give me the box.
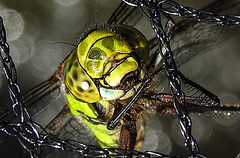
[64,25,149,103]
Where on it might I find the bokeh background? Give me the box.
[0,0,239,157]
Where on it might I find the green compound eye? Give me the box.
[77,28,133,79]
[64,52,100,103]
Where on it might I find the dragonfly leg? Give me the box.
[112,99,145,150]
[118,110,145,151]
[140,92,212,114]
[141,92,240,115]
[119,118,137,150]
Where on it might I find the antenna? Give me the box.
[51,41,77,47]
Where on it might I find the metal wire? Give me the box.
[135,0,200,157]
[0,0,240,158]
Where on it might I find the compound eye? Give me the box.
[64,52,100,103]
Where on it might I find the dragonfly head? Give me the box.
[64,25,149,103]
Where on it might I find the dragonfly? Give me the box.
[0,0,240,157]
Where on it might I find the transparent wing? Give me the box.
[172,1,240,67]
[0,71,99,147]
[149,0,240,66]
[169,1,240,109]
[108,1,139,25]
[20,71,98,145]
[0,72,65,127]
[146,0,240,106]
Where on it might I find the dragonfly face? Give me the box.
[64,25,148,103]
[0,0,240,157]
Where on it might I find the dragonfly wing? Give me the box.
[0,73,63,125]
[147,0,240,106]
[20,74,65,128]
[170,1,240,107]
[108,1,140,26]
[0,69,98,146]
[22,72,99,145]
[149,0,240,66]
[44,104,99,146]
[173,0,240,66]
[172,24,238,68]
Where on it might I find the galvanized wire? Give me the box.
[0,0,240,158]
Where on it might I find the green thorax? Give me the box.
[66,93,120,148]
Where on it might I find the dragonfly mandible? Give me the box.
[0,0,240,157]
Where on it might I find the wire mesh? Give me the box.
[0,0,240,158]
